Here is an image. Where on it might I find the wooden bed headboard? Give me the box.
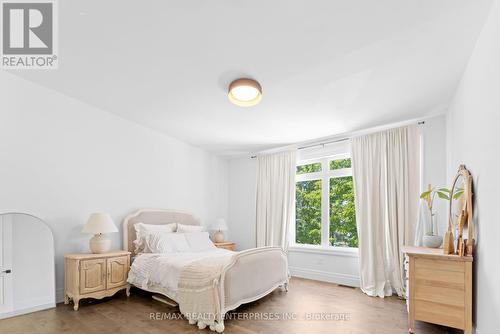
[122,208,201,254]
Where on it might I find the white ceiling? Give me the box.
[13,0,492,157]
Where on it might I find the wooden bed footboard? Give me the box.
[219,247,289,314]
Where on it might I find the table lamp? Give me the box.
[82,213,118,253]
[212,218,228,243]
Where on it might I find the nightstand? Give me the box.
[213,242,236,251]
[64,250,131,310]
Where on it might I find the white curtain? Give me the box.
[256,150,296,250]
[351,126,419,297]
[414,200,432,246]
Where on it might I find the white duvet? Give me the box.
[127,248,235,298]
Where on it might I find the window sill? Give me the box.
[288,245,359,258]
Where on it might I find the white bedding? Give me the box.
[127,248,235,298]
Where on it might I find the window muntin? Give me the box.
[294,156,357,249]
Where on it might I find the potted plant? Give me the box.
[419,186,451,248]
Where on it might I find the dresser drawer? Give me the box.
[414,257,465,307]
[415,266,464,289]
[415,257,464,273]
[414,300,464,329]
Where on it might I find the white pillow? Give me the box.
[184,232,217,252]
[177,223,203,233]
[146,232,190,253]
[133,222,176,253]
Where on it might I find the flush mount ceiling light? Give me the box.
[228,78,262,107]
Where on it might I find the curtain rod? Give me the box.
[250,120,426,159]
[250,137,348,159]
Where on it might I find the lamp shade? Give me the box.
[81,213,118,234]
[212,218,228,231]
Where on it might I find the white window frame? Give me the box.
[292,153,357,252]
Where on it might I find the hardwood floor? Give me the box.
[0,277,461,334]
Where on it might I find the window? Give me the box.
[294,155,358,248]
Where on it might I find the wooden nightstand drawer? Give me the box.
[65,251,131,311]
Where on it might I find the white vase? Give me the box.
[423,235,443,248]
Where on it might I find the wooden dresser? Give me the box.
[402,246,472,334]
[64,251,131,310]
[213,242,236,251]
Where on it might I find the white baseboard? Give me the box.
[289,266,360,287]
[0,302,55,319]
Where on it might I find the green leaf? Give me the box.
[420,190,432,199]
[436,191,450,200]
[437,188,451,193]
[453,189,464,200]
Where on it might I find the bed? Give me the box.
[122,209,289,332]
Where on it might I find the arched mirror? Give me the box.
[0,213,55,319]
[444,165,474,256]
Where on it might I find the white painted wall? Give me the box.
[0,73,229,302]
[420,115,448,235]
[446,1,499,332]
[227,116,447,287]
[228,158,257,250]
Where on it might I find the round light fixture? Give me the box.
[228,78,262,107]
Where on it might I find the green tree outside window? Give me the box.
[329,176,358,247]
[295,158,358,248]
[295,180,321,245]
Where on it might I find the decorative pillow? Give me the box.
[184,232,217,252]
[176,223,204,233]
[133,222,176,253]
[146,232,190,253]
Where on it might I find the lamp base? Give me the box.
[213,231,225,243]
[89,234,111,254]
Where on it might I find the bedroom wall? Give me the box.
[227,115,447,287]
[420,115,448,235]
[445,1,499,332]
[0,73,229,302]
[227,157,257,250]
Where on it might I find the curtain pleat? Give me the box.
[351,126,419,297]
[256,150,296,250]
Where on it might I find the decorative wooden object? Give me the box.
[443,230,455,255]
[64,251,131,310]
[456,210,467,256]
[213,242,236,251]
[402,246,473,334]
[444,165,474,256]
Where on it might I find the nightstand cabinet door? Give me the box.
[80,258,106,294]
[107,256,129,289]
